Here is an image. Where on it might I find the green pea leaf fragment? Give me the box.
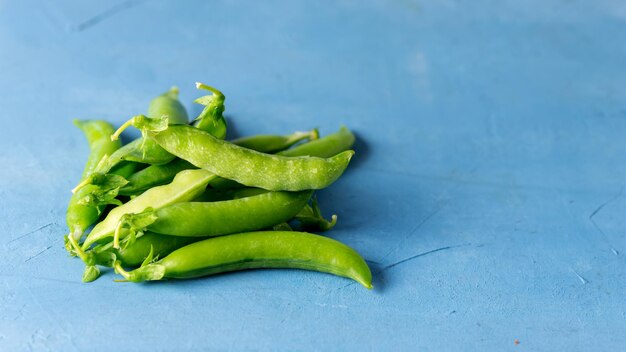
[295,196,338,231]
[113,208,159,249]
[76,174,128,209]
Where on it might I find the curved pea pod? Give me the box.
[108,87,190,166]
[138,123,354,191]
[209,126,356,190]
[118,158,196,196]
[120,87,190,164]
[66,120,122,241]
[278,125,355,158]
[118,190,312,238]
[231,129,318,154]
[147,86,189,125]
[94,232,200,267]
[114,231,373,289]
[74,120,123,178]
[104,83,227,169]
[82,169,217,249]
[123,129,319,196]
[71,87,192,197]
[111,87,191,165]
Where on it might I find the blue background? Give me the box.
[1,1,625,350]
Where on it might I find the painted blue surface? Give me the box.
[1,0,625,350]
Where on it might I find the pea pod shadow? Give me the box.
[348,130,370,169]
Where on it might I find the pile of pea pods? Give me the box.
[65,83,372,288]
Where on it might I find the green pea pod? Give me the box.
[93,232,200,267]
[114,231,373,289]
[107,86,190,166]
[147,87,189,125]
[191,188,241,202]
[231,129,318,153]
[126,120,354,191]
[121,87,190,164]
[71,87,191,195]
[117,190,312,239]
[118,158,196,196]
[209,126,356,190]
[278,125,355,158]
[120,83,227,164]
[82,169,217,249]
[120,129,318,196]
[66,120,122,241]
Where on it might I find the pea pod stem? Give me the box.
[114,261,132,281]
[192,82,227,139]
[66,233,90,264]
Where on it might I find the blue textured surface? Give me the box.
[1,1,625,350]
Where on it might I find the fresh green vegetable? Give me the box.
[119,129,318,196]
[71,87,190,195]
[231,129,318,153]
[93,232,200,267]
[116,190,312,238]
[114,231,372,289]
[209,127,352,190]
[65,82,369,289]
[118,158,196,196]
[116,118,354,191]
[82,169,217,249]
[66,120,122,241]
[278,125,355,158]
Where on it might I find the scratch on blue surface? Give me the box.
[74,0,143,32]
[7,223,54,244]
[588,186,623,255]
[380,244,472,272]
[380,204,444,260]
[337,244,472,291]
[24,246,53,262]
[571,269,589,285]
